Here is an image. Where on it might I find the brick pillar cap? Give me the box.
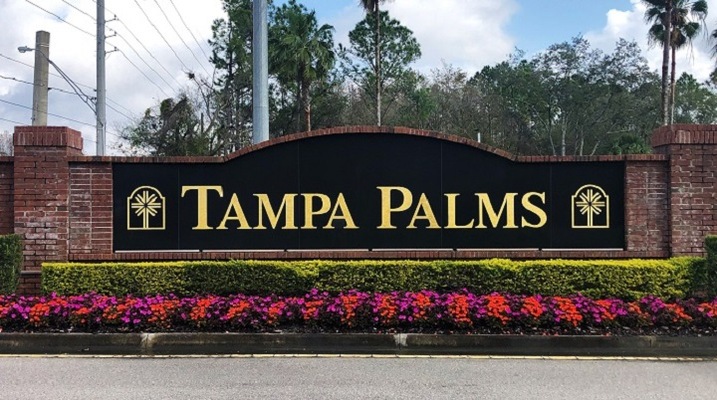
[14,126,83,151]
[651,124,717,148]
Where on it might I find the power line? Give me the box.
[0,98,96,128]
[168,0,211,61]
[2,73,132,132]
[152,0,210,76]
[111,30,177,90]
[107,97,134,117]
[0,116,27,126]
[106,102,133,121]
[1,52,132,114]
[25,0,95,38]
[132,0,193,74]
[1,73,78,96]
[59,0,95,21]
[113,21,184,88]
[0,53,95,91]
[115,49,171,98]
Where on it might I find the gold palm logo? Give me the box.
[571,185,610,229]
[575,189,606,227]
[127,186,166,230]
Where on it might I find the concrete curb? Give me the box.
[1,333,717,357]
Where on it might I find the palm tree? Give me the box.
[642,0,673,125]
[359,0,388,126]
[270,1,335,132]
[644,0,707,124]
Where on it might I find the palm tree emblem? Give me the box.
[127,187,165,230]
[571,185,610,229]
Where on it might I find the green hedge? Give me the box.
[42,258,701,300]
[0,235,23,294]
[705,235,717,297]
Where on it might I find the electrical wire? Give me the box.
[0,116,26,126]
[106,103,133,121]
[132,0,193,74]
[168,0,211,61]
[1,53,132,114]
[113,22,184,88]
[59,0,95,21]
[0,53,95,91]
[0,98,96,128]
[152,0,210,76]
[110,31,177,90]
[115,49,172,98]
[25,0,95,38]
[0,74,76,96]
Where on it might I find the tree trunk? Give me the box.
[669,43,676,125]
[302,82,311,132]
[296,78,303,133]
[375,3,382,126]
[661,1,672,126]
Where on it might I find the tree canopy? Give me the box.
[119,1,717,157]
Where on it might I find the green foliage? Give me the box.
[41,261,318,297]
[340,10,421,122]
[704,235,717,297]
[674,73,717,124]
[0,235,23,294]
[269,0,335,132]
[43,258,701,300]
[120,95,217,156]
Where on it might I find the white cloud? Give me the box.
[387,0,518,75]
[585,0,717,82]
[328,0,518,76]
[0,0,224,152]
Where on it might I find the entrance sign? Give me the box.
[113,133,625,251]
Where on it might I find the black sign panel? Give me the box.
[113,133,625,251]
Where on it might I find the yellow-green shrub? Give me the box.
[42,258,699,300]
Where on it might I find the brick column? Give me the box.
[652,124,717,256]
[13,126,83,283]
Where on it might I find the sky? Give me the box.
[1,0,717,155]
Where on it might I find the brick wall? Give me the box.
[653,124,717,256]
[624,158,670,255]
[13,126,82,273]
[69,162,112,255]
[2,124,717,294]
[0,159,13,235]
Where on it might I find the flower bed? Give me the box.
[1,290,716,335]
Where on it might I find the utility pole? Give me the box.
[31,31,50,126]
[252,0,269,144]
[96,0,107,155]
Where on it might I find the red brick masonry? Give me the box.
[1,125,716,293]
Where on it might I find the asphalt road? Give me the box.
[0,356,715,400]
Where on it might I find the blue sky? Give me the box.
[1,0,716,152]
[294,0,634,55]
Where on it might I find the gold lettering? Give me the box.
[326,193,358,229]
[377,186,413,229]
[181,185,223,230]
[255,194,297,230]
[521,192,547,228]
[445,193,474,229]
[302,193,331,229]
[408,193,440,229]
[476,193,518,229]
[217,194,251,230]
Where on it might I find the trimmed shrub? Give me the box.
[41,261,318,297]
[705,235,717,297]
[0,234,23,294]
[43,258,698,300]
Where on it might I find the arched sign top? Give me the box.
[225,126,515,162]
